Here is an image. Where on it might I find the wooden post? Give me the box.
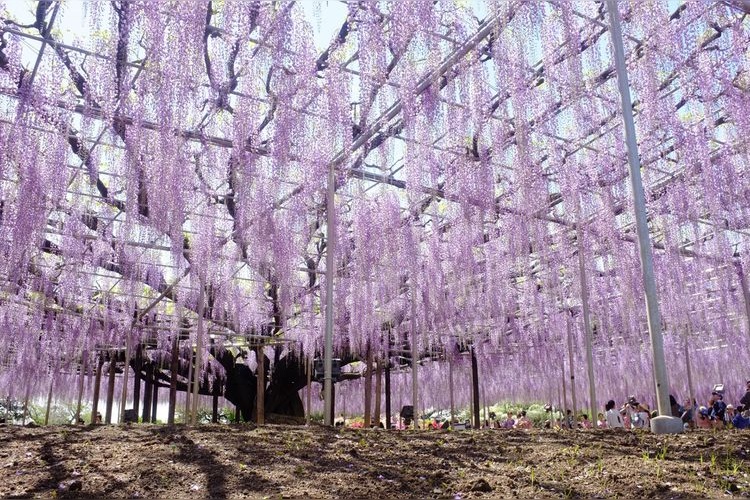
[471,345,480,429]
[142,364,152,423]
[151,381,158,423]
[105,352,116,424]
[212,383,219,424]
[364,344,373,427]
[305,359,312,425]
[44,376,54,426]
[374,359,382,426]
[133,345,142,417]
[75,354,87,425]
[256,345,265,425]
[168,336,179,424]
[91,357,104,424]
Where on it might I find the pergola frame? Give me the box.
[0,0,748,423]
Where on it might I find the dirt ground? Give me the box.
[2,422,750,499]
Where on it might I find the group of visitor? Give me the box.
[340,382,750,431]
[597,381,750,430]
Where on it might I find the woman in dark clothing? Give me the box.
[669,394,683,418]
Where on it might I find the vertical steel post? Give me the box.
[606,0,670,416]
[577,227,598,424]
[411,292,419,429]
[448,353,455,425]
[566,312,578,418]
[324,163,336,426]
[191,284,206,424]
[119,332,132,424]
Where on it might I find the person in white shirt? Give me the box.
[605,400,624,428]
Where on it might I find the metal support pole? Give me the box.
[323,162,336,427]
[91,357,103,424]
[385,341,391,429]
[684,339,695,423]
[566,313,578,418]
[184,350,192,423]
[133,346,142,417]
[305,359,312,426]
[168,335,179,425]
[607,0,670,417]
[411,293,419,430]
[364,343,373,427]
[448,353,455,425]
[735,262,750,339]
[75,354,87,425]
[191,284,206,424]
[256,344,265,425]
[44,376,54,426]
[577,226,598,424]
[105,353,116,424]
[119,332,132,424]
[560,358,568,424]
[374,359,383,426]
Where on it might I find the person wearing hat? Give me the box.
[725,404,736,427]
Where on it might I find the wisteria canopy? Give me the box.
[0,0,749,421]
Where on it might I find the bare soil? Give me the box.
[1,423,750,498]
